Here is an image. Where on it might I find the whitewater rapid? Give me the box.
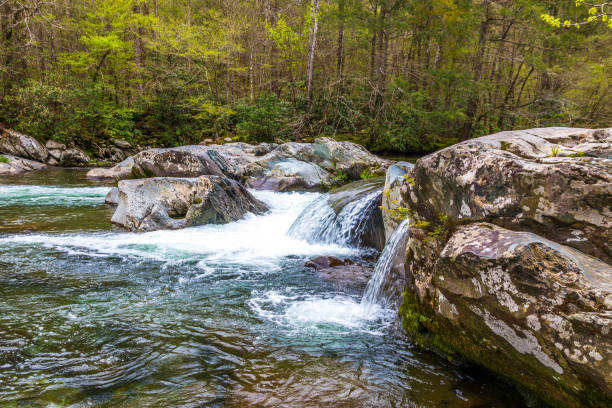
[0,186,391,333]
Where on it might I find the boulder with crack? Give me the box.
[382,127,612,407]
[111,176,268,231]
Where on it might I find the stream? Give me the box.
[0,168,525,407]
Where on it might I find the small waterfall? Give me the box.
[288,190,382,248]
[361,218,411,308]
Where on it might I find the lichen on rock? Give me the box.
[387,127,612,408]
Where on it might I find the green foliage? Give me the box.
[233,94,291,142]
[548,146,560,157]
[0,0,610,155]
[0,156,9,164]
[381,189,410,221]
[360,167,384,179]
[331,170,349,184]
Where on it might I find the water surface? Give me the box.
[0,169,525,407]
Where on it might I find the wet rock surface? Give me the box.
[111,176,268,231]
[305,256,372,287]
[385,127,612,407]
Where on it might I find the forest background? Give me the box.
[1,0,610,154]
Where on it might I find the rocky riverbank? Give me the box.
[3,123,610,406]
[382,127,611,407]
[0,126,142,175]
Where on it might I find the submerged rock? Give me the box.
[305,256,371,286]
[383,127,612,407]
[111,176,268,231]
[0,154,46,175]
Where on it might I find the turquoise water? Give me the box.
[0,169,525,407]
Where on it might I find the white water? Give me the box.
[361,219,411,308]
[0,190,357,268]
[1,189,390,331]
[1,186,398,332]
[0,185,111,206]
[287,190,381,247]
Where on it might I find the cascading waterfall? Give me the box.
[361,218,411,308]
[287,190,381,247]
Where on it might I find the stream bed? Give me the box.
[0,169,525,407]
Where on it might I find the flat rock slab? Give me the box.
[111,176,268,231]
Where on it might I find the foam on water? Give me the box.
[0,185,110,207]
[0,190,357,268]
[249,289,392,334]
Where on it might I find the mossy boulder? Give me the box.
[384,127,612,407]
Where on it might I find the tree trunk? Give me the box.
[460,0,490,141]
[249,49,255,103]
[336,0,345,89]
[306,0,320,102]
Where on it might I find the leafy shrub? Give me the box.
[233,94,291,142]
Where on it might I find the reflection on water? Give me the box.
[0,169,525,407]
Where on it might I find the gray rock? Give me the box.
[247,158,331,191]
[111,176,268,231]
[48,149,63,161]
[45,140,66,150]
[384,127,612,407]
[0,128,49,163]
[86,138,391,193]
[60,148,91,166]
[402,223,611,407]
[401,127,612,263]
[0,154,46,175]
[105,187,119,205]
[87,157,135,180]
[381,161,414,240]
[112,138,132,149]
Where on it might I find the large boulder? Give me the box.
[384,127,612,407]
[312,137,389,179]
[246,158,332,192]
[402,223,611,407]
[0,154,46,176]
[111,176,268,231]
[0,128,49,163]
[86,138,391,193]
[400,127,611,263]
